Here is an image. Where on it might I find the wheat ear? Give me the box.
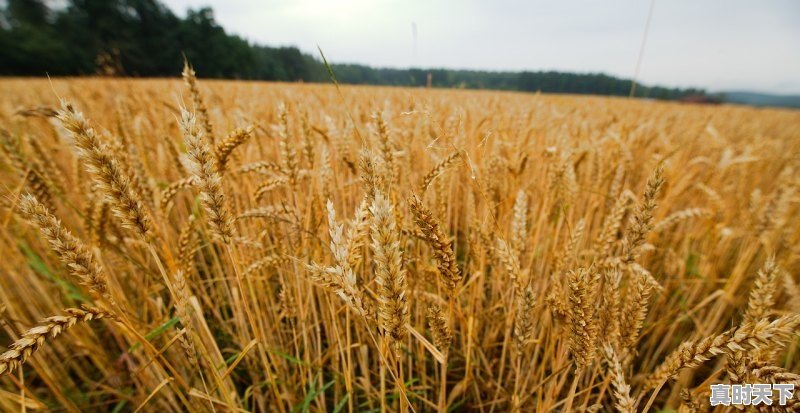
[744,257,780,323]
[622,164,664,264]
[420,151,460,194]
[645,314,800,389]
[427,304,452,356]
[604,344,637,413]
[182,59,214,143]
[370,192,408,346]
[567,267,599,369]
[180,109,235,243]
[513,287,536,354]
[215,126,253,174]
[409,195,462,296]
[57,100,153,241]
[619,265,655,350]
[19,194,112,302]
[0,307,115,376]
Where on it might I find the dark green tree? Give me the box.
[0,0,706,100]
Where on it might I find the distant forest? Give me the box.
[0,0,707,100]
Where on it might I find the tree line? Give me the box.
[0,0,706,100]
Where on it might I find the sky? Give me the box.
[162,0,800,94]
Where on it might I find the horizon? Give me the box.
[162,0,800,95]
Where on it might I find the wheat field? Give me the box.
[0,69,798,412]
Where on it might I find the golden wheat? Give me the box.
[0,74,798,412]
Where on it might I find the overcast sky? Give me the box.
[162,0,800,94]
